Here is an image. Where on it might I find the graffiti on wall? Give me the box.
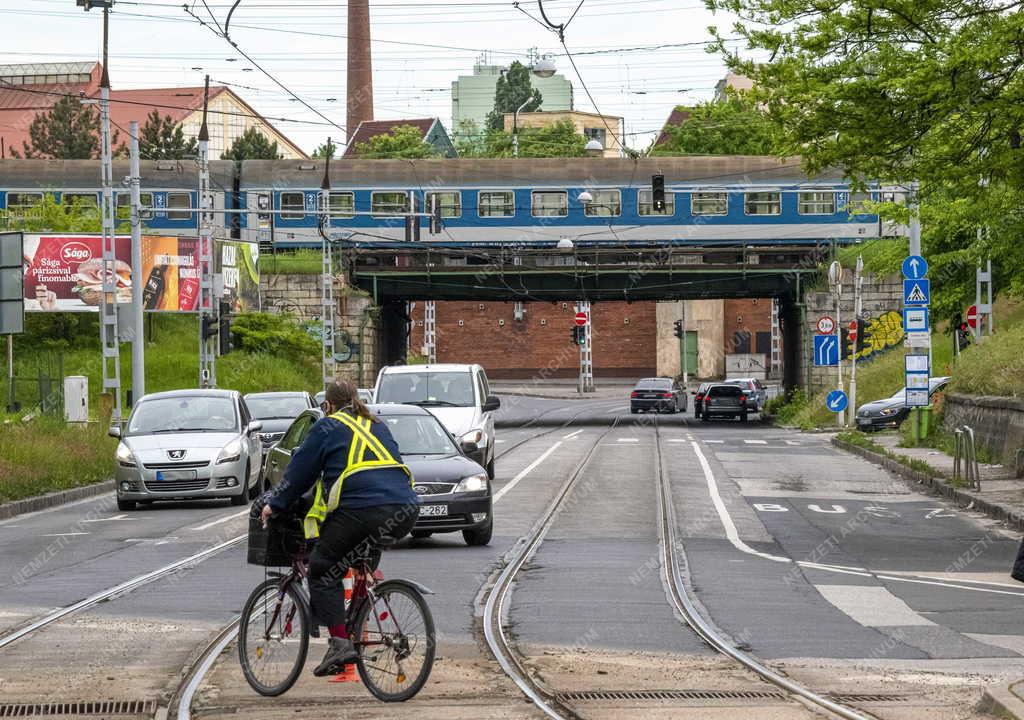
[846,310,904,361]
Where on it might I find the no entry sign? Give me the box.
[574,311,588,326]
[966,305,978,329]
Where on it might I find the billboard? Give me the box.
[22,235,257,313]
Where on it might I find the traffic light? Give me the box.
[854,317,866,354]
[201,313,217,342]
[955,318,971,352]
[652,174,666,212]
[571,325,586,346]
[218,300,233,354]
[673,319,683,339]
[842,318,866,359]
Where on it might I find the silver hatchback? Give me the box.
[110,389,263,511]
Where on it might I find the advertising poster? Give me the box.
[216,240,260,313]
[22,234,203,312]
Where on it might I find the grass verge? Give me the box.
[258,250,323,275]
[836,431,943,478]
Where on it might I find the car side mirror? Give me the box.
[482,395,500,412]
[247,420,263,434]
[460,439,479,455]
[108,425,121,439]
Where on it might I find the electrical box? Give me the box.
[64,375,89,423]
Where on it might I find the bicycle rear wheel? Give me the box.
[238,577,310,696]
[354,579,435,702]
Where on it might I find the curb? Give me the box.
[979,682,1024,720]
[831,438,1024,532]
[0,480,115,522]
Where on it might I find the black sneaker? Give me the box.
[313,637,358,677]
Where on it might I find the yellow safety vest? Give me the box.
[303,411,414,539]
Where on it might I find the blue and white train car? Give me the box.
[239,157,901,250]
[0,159,234,234]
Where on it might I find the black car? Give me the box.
[244,392,316,472]
[855,376,950,431]
[630,377,686,414]
[700,383,750,422]
[263,404,493,546]
[691,382,713,417]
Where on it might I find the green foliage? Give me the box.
[456,120,586,158]
[953,315,1024,397]
[259,250,323,275]
[312,139,337,159]
[9,95,107,159]
[651,91,783,156]
[221,127,282,161]
[0,193,107,233]
[229,312,320,360]
[486,61,543,131]
[766,387,809,426]
[353,125,439,159]
[138,109,198,159]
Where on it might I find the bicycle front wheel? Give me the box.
[238,577,310,696]
[354,579,436,702]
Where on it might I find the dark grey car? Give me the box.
[630,377,686,414]
[700,383,750,422]
[856,376,950,431]
[244,391,316,469]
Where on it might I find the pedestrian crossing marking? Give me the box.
[744,440,768,445]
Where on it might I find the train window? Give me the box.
[167,192,192,220]
[531,191,568,218]
[62,192,99,212]
[426,191,461,218]
[638,189,674,216]
[584,189,621,217]
[371,191,410,216]
[116,193,154,220]
[744,191,781,216]
[847,192,871,214]
[281,192,305,220]
[478,191,514,218]
[797,191,835,215]
[6,192,43,210]
[329,192,354,218]
[691,192,728,216]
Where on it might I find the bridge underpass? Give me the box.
[340,243,826,391]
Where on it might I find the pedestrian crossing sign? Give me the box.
[903,279,930,305]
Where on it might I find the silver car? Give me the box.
[110,389,263,511]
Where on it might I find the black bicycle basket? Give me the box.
[247,502,308,566]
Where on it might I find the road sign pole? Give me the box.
[850,256,863,425]
[128,120,145,403]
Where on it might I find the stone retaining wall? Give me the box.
[944,392,1024,467]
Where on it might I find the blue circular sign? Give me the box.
[826,390,849,413]
[902,255,928,279]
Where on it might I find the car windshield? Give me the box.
[245,394,309,419]
[376,371,476,407]
[709,385,742,397]
[381,414,458,455]
[636,379,671,390]
[127,396,238,435]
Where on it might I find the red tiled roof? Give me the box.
[107,86,229,133]
[0,64,103,156]
[653,107,693,148]
[343,118,437,157]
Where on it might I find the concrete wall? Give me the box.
[655,299,725,379]
[944,393,1024,466]
[803,272,905,391]
[260,273,381,388]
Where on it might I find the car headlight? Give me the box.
[116,442,137,467]
[461,429,485,446]
[217,438,242,465]
[454,473,487,493]
[879,407,899,416]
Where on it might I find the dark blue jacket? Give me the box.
[268,413,417,512]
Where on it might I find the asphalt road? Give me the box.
[0,393,1021,719]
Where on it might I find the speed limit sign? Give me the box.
[816,316,836,334]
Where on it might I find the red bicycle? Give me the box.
[238,530,436,702]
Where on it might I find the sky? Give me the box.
[1,0,758,154]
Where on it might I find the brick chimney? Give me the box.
[346,0,373,139]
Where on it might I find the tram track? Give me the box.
[479,414,876,720]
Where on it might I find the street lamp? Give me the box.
[577,190,593,204]
[512,91,539,158]
[532,57,557,78]
[556,236,575,251]
[585,137,604,157]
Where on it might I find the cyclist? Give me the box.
[260,379,419,677]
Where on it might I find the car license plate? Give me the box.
[420,504,448,517]
[156,470,197,481]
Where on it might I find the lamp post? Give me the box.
[512,92,538,158]
[585,137,604,157]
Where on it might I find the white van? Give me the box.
[373,364,500,478]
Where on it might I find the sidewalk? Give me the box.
[490,379,634,400]
[832,431,1024,719]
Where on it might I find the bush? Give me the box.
[767,387,809,425]
[230,313,320,360]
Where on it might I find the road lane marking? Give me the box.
[562,429,584,440]
[190,509,249,532]
[705,439,724,444]
[876,574,1024,597]
[815,585,936,627]
[744,439,768,445]
[493,441,563,503]
[495,439,507,444]
[785,440,801,446]
[668,438,687,443]
[41,532,89,537]
[82,514,132,523]
[617,438,639,443]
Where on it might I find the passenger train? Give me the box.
[0,157,901,250]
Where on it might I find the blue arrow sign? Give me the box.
[904,278,930,306]
[813,334,839,366]
[826,390,849,413]
[902,255,928,279]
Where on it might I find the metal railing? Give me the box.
[953,425,981,490]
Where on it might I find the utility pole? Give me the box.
[681,301,689,385]
[197,76,217,388]
[908,181,921,257]
[576,300,594,394]
[850,255,863,423]
[128,120,145,402]
[319,143,336,390]
[828,260,844,427]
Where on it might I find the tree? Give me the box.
[221,127,282,160]
[138,109,197,159]
[353,125,439,159]
[11,95,105,159]
[312,139,337,159]
[457,119,587,158]
[486,61,543,131]
[650,91,783,156]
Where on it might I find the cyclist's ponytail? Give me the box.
[325,379,373,420]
